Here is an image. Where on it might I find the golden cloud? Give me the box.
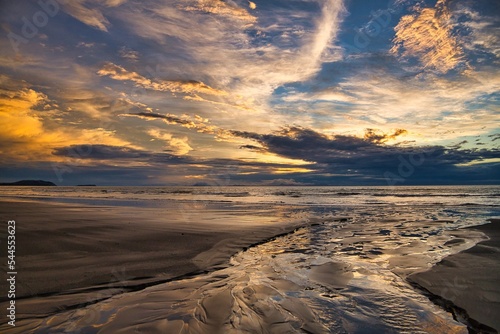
[0,86,130,162]
[97,62,227,96]
[271,167,315,174]
[101,62,256,114]
[148,129,193,155]
[364,128,408,143]
[181,0,257,24]
[391,0,464,73]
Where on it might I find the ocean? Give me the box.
[2,185,499,207]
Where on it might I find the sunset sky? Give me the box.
[0,0,499,185]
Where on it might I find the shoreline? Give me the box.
[408,219,500,333]
[0,199,314,325]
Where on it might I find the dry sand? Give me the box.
[0,199,311,324]
[409,219,500,333]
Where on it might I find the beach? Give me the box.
[409,219,500,333]
[0,185,498,333]
[0,198,312,329]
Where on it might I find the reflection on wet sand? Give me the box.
[18,205,489,333]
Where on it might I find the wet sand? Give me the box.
[1,197,497,333]
[409,219,500,333]
[3,211,473,334]
[0,199,311,324]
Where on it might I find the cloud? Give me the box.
[283,89,355,103]
[118,47,139,62]
[60,89,135,118]
[0,81,131,163]
[76,42,96,48]
[49,143,321,184]
[239,144,267,153]
[0,86,48,138]
[453,5,500,62]
[232,126,377,159]
[115,0,346,119]
[232,126,500,182]
[180,0,257,24]
[1,0,497,185]
[11,137,500,185]
[126,111,496,183]
[307,0,345,68]
[60,0,110,31]
[364,128,408,144]
[52,144,186,162]
[97,62,227,96]
[283,57,500,143]
[148,129,193,155]
[120,112,217,134]
[103,0,126,7]
[391,0,465,73]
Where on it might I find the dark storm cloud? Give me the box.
[233,126,500,184]
[49,126,500,185]
[233,126,499,163]
[6,132,499,186]
[53,143,318,169]
[231,126,407,160]
[48,144,320,184]
[52,144,192,163]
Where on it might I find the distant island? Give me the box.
[77,184,96,186]
[0,180,57,186]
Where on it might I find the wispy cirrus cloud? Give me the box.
[59,0,111,31]
[58,0,128,31]
[453,5,500,62]
[116,0,346,111]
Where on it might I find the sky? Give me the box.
[0,0,499,186]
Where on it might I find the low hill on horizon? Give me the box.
[0,180,57,186]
